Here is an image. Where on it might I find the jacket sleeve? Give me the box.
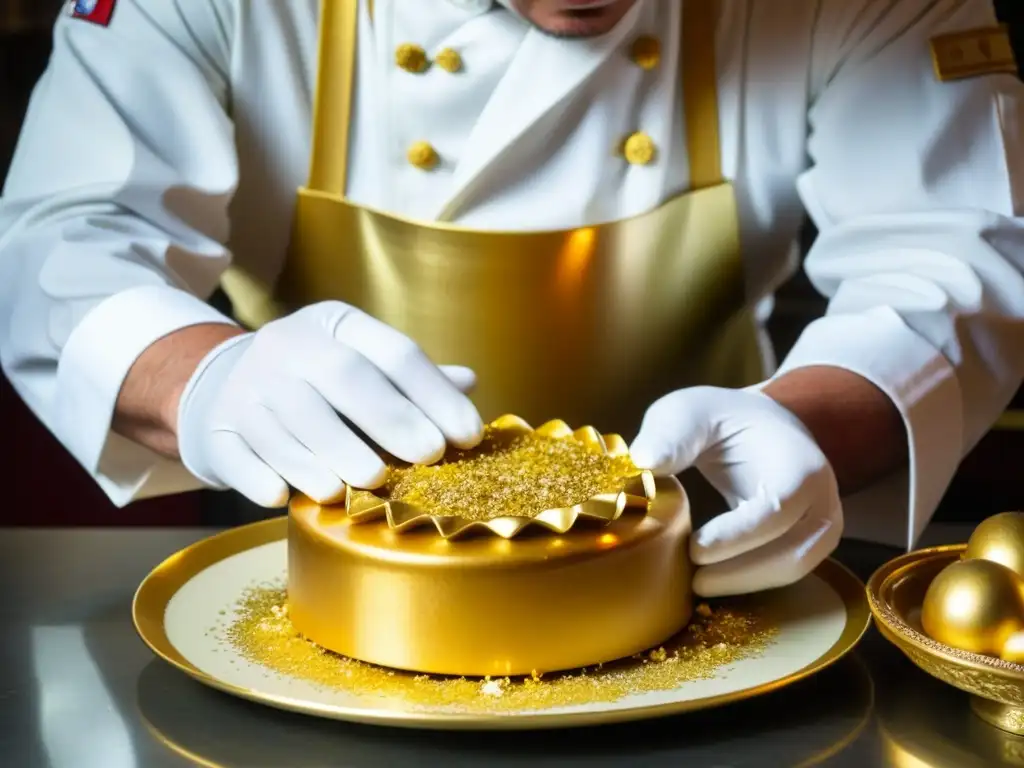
[774,0,1024,547]
[0,0,241,506]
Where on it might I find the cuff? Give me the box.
[773,305,963,550]
[176,332,255,488]
[53,284,237,507]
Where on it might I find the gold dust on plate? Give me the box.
[219,583,778,714]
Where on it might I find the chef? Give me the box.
[1,0,1022,596]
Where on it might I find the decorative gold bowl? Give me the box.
[867,545,1024,736]
[288,416,694,677]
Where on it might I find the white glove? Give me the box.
[176,301,484,507]
[629,386,843,597]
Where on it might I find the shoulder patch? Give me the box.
[68,0,117,27]
[930,25,1017,82]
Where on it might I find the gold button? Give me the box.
[407,141,439,170]
[435,47,463,73]
[630,35,661,70]
[396,43,429,73]
[622,132,656,165]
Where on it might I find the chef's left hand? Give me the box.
[629,386,843,597]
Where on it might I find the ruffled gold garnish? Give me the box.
[345,415,654,540]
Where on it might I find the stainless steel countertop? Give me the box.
[1,523,1021,768]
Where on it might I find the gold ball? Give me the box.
[395,43,429,73]
[922,559,1024,656]
[965,511,1024,578]
[1002,630,1024,665]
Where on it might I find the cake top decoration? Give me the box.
[344,414,655,539]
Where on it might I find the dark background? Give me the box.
[1,1,1022,526]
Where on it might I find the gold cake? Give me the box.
[288,415,693,677]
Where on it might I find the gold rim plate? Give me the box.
[133,516,871,730]
[866,545,1024,735]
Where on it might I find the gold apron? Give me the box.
[222,0,762,439]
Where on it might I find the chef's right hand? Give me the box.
[175,301,483,507]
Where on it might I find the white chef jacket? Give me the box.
[0,0,1021,549]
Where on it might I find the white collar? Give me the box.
[444,0,507,12]
[446,0,520,16]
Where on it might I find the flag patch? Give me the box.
[69,0,117,27]
[930,25,1017,82]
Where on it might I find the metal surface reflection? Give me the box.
[134,652,873,768]
[0,524,1006,768]
[874,646,1024,768]
[31,626,137,768]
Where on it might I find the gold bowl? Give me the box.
[867,545,1024,736]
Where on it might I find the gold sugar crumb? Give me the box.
[221,585,778,714]
[384,427,638,521]
[480,679,505,697]
[696,603,713,617]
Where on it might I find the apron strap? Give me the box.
[306,0,366,196]
[681,1,724,189]
[305,0,722,196]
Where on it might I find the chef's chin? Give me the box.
[512,0,637,39]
